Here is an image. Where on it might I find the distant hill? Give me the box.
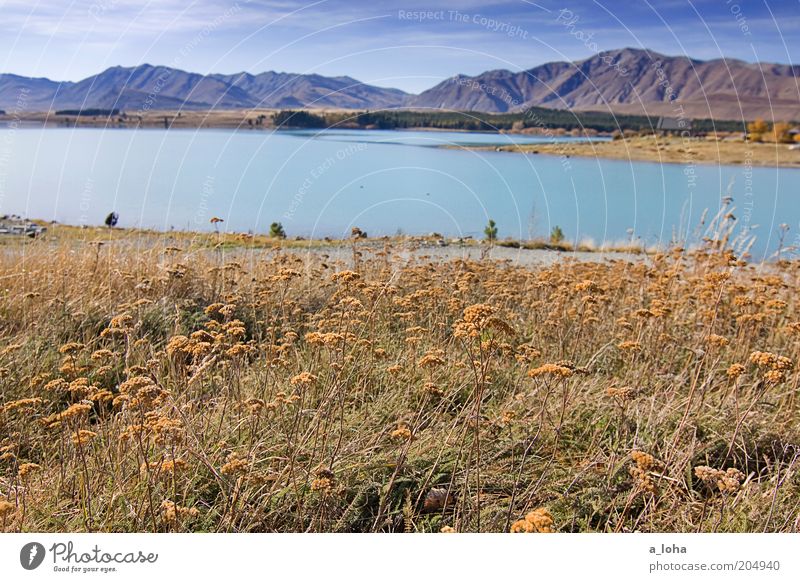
[1,49,798,121]
[0,65,408,112]
[408,48,800,121]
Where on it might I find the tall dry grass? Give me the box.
[0,233,798,532]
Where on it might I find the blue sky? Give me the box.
[1,0,798,93]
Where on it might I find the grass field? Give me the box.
[479,135,800,168]
[0,228,798,533]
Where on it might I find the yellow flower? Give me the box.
[510,508,554,533]
[528,364,573,379]
[71,429,97,446]
[290,372,317,388]
[390,424,412,442]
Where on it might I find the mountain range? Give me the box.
[1,48,798,121]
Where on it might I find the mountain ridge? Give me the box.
[409,48,800,120]
[1,48,798,120]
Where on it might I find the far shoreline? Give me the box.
[2,110,799,168]
[446,135,800,169]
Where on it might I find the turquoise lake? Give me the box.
[0,126,797,260]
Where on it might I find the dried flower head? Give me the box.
[528,364,573,379]
[71,429,97,446]
[694,466,746,494]
[390,424,412,442]
[511,507,554,533]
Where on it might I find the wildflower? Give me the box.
[707,334,729,347]
[390,424,412,442]
[510,519,535,533]
[331,270,361,283]
[617,341,642,351]
[423,382,444,397]
[629,451,663,494]
[166,335,191,358]
[244,398,265,414]
[418,350,446,368]
[226,344,253,358]
[2,397,43,413]
[727,364,745,379]
[109,313,133,328]
[310,469,335,493]
[694,466,746,494]
[605,386,637,402]
[510,507,554,533]
[528,364,573,379]
[42,403,92,428]
[58,342,84,355]
[764,369,787,385]
[220,453,249,476]
[748,351,793,370]
[71,430,97,446]
[142,459,188,476]
[149,417,185,446]
[0,343,23,357]
[575,280,599,293]
[90,389,114,403]
[161,500,199,524]
[290,372,317,388]
[17,463,41,479]
[90,349,115,361]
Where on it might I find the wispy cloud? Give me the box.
[0,0,797,92]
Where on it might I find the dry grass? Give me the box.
[0,231,799,533]
[483,135,800,168]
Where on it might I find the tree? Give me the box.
[550,225,565,244]
[104,212,119,228]
[747,118,769,142]
[269,222,286,239]
[484,219,498,241]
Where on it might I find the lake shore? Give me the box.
[1,221,646,266]
[4,110,798,168]
[454,135,800,168]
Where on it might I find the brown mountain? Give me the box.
[2,50,798,120]
[0,65,408,112]
[408,48,800,121]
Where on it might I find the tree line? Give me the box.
[272,108,748,134]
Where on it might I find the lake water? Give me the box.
[0,126,798,260]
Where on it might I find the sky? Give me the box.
[1,0,799,94]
